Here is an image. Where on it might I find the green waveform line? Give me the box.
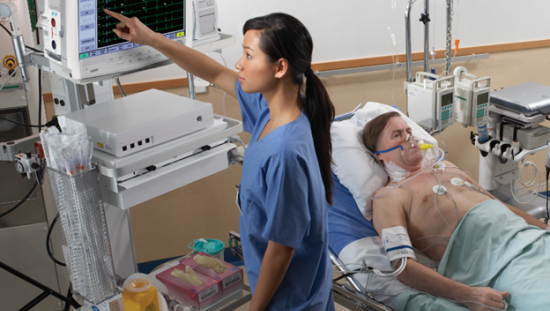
[98,8,183,21]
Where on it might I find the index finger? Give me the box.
[104,9,130,23]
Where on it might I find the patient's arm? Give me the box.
[373,188,508,311]
[505,204,547,229]
[398,260,508,311]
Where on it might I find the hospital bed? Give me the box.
[328,100,549,310]
[228,101,549,311]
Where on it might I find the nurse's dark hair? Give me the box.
[244,13,335,204]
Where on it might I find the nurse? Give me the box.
[106,10,335,310]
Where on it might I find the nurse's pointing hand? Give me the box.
[104,9,160,47]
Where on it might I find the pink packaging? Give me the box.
[181,252,244,298]
[156,263,222,310]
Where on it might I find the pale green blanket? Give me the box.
[395,199,550,310]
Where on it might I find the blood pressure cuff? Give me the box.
[381,226,416,265]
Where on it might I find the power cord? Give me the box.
[115,77,127,97]
[0,180,38,218]
[0,115,58,128]
[46,213,66,266]
[0,161,46,219]
[38,69,42,132]
[510,161,541,205]
[545,142,550,224]
[546,166,549,224]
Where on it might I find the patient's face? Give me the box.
[376,116,423,169]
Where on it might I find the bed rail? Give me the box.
[329,249,394,311]
[228,231,394,311]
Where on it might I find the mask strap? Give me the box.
[365,148,383,165]
[373,144,404,154]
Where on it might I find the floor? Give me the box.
[227,266,350,311]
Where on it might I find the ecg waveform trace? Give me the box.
[96,0,185,48]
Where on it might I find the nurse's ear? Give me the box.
[273,58,290,79]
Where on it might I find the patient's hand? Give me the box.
[463,287,508,311]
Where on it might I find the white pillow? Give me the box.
[331,102,439,221]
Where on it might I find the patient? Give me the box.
[364,111,550,311]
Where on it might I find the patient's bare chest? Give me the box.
[401,168,490,260]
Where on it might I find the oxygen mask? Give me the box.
[374,134,434,182]
[374,134,433,165]
[401,135,433,165]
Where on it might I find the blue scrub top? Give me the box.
[235,80,335,310]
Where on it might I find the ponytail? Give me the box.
[304,70,335,204]
[244,13,335,204]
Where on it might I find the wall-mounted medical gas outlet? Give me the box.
[453,66,491,128]
[3,55,17,69]
[0,0,38,111]
[407,72,456,131]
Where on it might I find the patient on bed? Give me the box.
[364,111,550,311]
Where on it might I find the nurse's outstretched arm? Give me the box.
[104,10,238,97]
[250,240,294,311]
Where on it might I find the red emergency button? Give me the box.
[51,18,56,27]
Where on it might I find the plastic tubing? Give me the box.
[372,147,445,201]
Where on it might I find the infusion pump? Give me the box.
[453,66,491,128]
[407,72,456,131]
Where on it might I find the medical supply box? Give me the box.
[156,263,222,310]
[181,252,244,298]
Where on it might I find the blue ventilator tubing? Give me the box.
[477,123,489,143]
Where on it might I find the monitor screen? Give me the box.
[441,92,453,107]
[477,92,489,106]
[78,0,185,60]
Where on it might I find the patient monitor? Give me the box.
[453,66,491,128]
[407,72,455,131]
[41,0,219,84]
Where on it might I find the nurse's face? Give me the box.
[235,30,279,94]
